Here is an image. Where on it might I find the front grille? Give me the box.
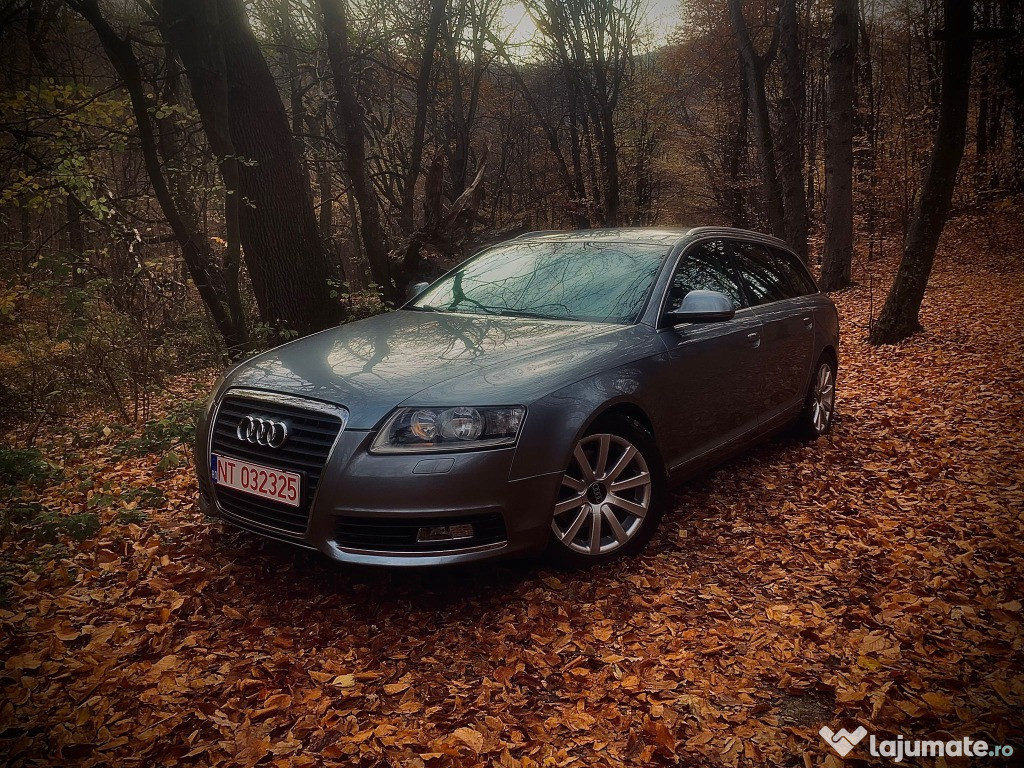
[210,393,345,536]
[334,512,507,553]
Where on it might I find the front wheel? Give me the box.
[548,415,666,566]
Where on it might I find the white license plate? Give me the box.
[211,454,301,507]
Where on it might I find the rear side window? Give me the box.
[731,241,797,305]
[769,247,818,295]
[666,239,746,311]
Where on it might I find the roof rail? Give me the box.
[510,230,564,240]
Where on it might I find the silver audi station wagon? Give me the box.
[196,228,839,567]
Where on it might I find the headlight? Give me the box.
[370,406,526,453]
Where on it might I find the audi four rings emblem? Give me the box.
[236,416,289,448]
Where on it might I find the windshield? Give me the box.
[410,241,668,323]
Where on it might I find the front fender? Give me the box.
[508,361,655,482]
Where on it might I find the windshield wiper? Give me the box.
[410,304,562,320]
[491,309,563,320]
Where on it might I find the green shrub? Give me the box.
[1,499,44,544]
[114,508,147,525]
[33,511,101,543]
[4,499,43,525]
[113,399,202,457]
[0,447,58,487]
[121,485,166,510]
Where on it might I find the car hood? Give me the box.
[223,309,640,429]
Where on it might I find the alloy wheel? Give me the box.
[551,433,652,556]
[811,363,835,433]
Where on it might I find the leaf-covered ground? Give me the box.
[2,213,1023,767]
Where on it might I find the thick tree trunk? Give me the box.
[869,0,973,344]
[729,0,787,239]
[820,0,858,291]
[777,0,810,261]
[163,0,341,338]
[318,0,398,302]
[215,0,343,336]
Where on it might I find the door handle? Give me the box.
[802,315,813,329]
[746,331,760,346]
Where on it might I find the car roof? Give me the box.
[513,227,692,245]
[511,226,794,252]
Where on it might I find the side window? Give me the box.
[731,241,794,305]
[770,247,818,296]
[667,240,745,311]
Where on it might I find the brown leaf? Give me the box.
[452,727,484,753]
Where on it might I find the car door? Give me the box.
[652,238,765,472]
[729,240,816,425]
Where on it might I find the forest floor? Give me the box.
[2,210,1023,768]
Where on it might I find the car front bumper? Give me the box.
[198,424,562,567]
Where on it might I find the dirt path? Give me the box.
[2,213,1022,767]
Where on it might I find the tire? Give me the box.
[797,353,837,439]
[547,414,667,567]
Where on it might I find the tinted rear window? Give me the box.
[730,241,794,305]
[769,247,818,295]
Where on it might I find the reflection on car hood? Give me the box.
[224,309,638,429]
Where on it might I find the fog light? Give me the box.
[417,523,474,542]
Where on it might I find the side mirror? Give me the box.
[407,281,430,300]
[664,290,736,325]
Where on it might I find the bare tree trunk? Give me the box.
[725,61,749,227]
[567,91,591,225]
[729,0,786,239]
[597,103,621,225]
[68,0,247,354]
[66,195,85,287]
[159,6,248,349]
[820,0,858,291]
[777,0,809,261]
[401,0,446,234]
[870,0,973,344]
[443,13,471,200]
[318,0,398,302]
[806,74,820,216]
[278,0,307,160]
[855,15,879,246]
[315,135,334,238]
